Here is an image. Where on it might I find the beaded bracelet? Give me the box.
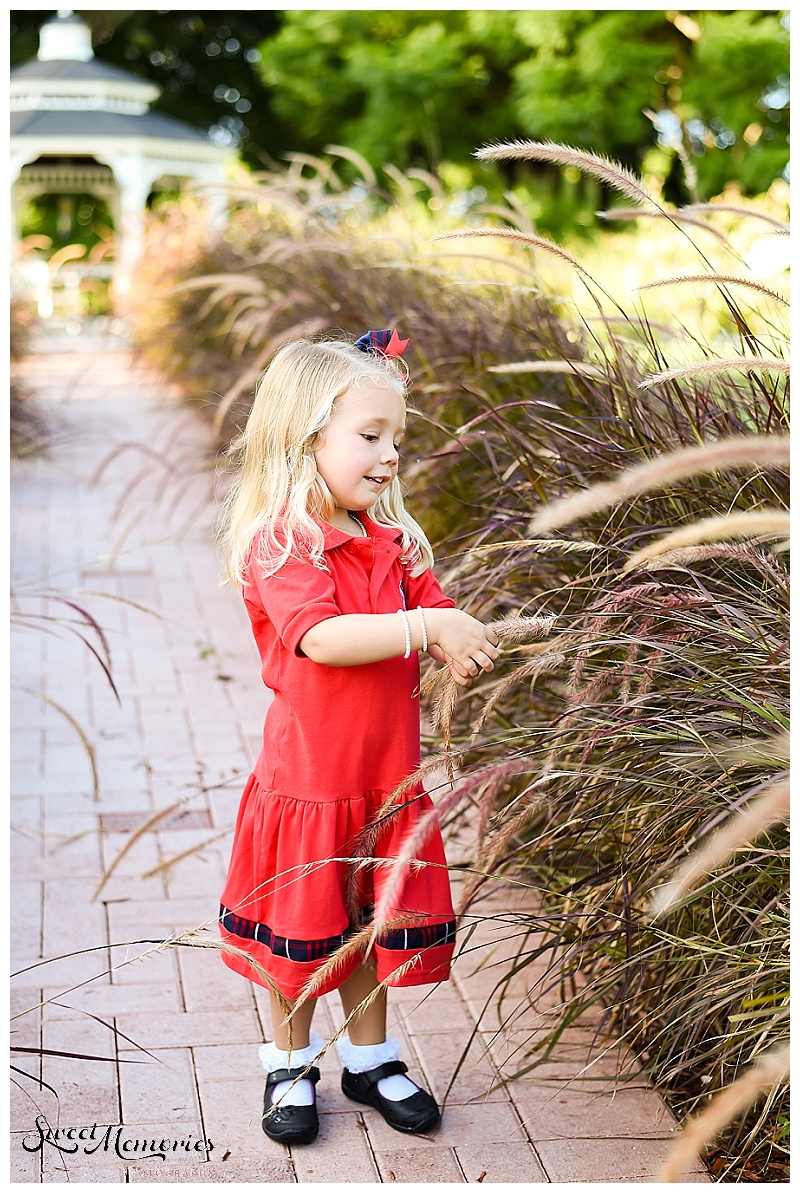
[397,608,411,659]
[416,607,428,653]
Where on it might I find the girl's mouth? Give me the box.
[365,475,388,487]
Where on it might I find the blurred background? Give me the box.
[10,8,789,325]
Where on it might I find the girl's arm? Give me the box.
[299,607,499,681]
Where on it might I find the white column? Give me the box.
[10,152,55,315]
[199,183,229,237]
[94,152,157,305]
[10,152,36,254]
[188,164,231,238]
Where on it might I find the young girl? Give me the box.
[217,330,499,1145]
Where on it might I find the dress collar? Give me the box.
[318,512,403,549]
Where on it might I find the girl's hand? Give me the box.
[425,609,500,687]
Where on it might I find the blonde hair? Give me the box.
[218,337,435,586]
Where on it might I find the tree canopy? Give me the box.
[11,9,789,209]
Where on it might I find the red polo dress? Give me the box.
[219,513,457,999]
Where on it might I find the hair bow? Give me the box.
[354,329,409,359]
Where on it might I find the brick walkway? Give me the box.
[10,329,708,1183]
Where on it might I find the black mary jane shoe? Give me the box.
[341,1059,440,1134]
[262,1065,321,1145]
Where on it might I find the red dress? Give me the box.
[219,513,457,999]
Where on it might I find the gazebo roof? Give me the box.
[12,108,209,143]
[11,10,226,155]
[11,56,157,88]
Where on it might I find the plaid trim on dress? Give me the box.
[219,903,455,960]
[378,919,457,951]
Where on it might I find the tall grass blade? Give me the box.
[658,1043,790,1182]
[625,511,791,570]
[649,778,790,917]
[18,687,99,800]
[529,436,790,533]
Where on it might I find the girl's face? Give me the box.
[313,382,406,521]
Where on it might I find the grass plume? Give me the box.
[528,435,790,533]
[638,357,789,390]
[649,778,790,918]
[435,228,591,278]
[475,140,657,210]
[625,510,791,570]
[636,274,789,307]
[658,1043,790,1182]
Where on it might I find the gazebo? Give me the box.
[10,9,233,305]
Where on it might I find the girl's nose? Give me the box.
[381,441,399,465]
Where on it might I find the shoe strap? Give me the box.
[266,1064,321,1089]
[357,1059,408,1087]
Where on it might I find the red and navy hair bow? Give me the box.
[354,329,409,359]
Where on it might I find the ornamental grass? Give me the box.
[129,150,789,1181]
[10,300,51,458]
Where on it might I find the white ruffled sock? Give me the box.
[335,1033,419,1102]
[258,1030,324,1108]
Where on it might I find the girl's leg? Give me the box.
[261,992,322,1137]
[337,961,432,1112]
[338,959,386,1044]
[269,991,316,1051]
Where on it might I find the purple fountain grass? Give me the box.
[649,777,790,918]
[435,227,592,278]
[474,140,658,210]
[370,758,537,938]
[638,357,790,389]
[625,510,791,570]
[128,144,789,1180]
[528,435,790,534]
[658,1042,790,1182]
[675,203,790,234]
[636,274,789,307]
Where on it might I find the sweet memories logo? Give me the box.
[22,1117,214,1161]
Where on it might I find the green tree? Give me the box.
[508,8,789,202]
[254,11,521,168]
[11,10,789,215]
[254,9,788,205]
[678,10,789,195]
[511,10,682,162]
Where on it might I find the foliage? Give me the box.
[18,191,115,257]
[510,9,789,203]
[512,9,680,154]
[254,8,789,208]
[253,10,521,170]
[400,146,789,1182]
[11,10,789,224]
[678,10,790,197]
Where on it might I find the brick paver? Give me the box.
[10,328,708,1182]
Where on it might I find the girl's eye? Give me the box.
[362,434,379,443]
